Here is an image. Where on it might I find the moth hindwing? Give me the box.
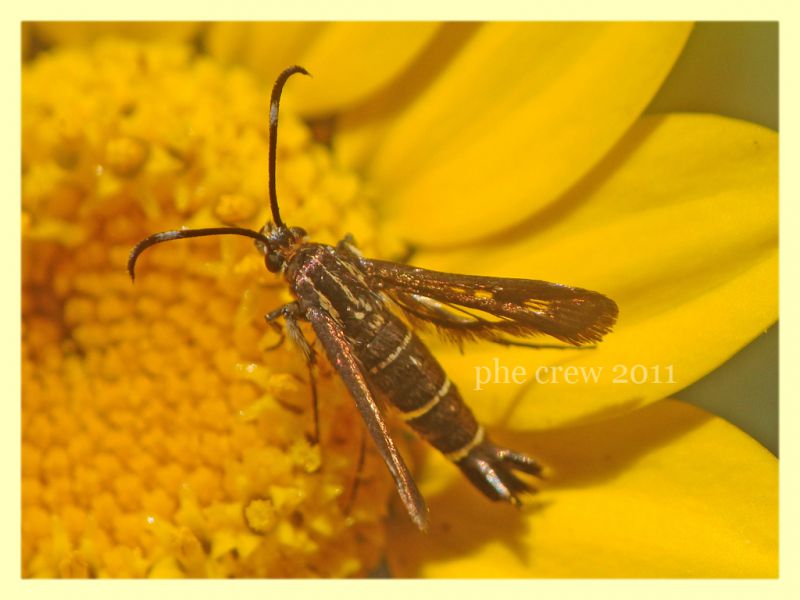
[128,65,619,532]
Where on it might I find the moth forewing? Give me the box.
[360,259,618,346]
[303,303,429,531]
[129,65,619,532]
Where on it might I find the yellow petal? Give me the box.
[387,400,777,577]
[343,22,692,246]
[291,22,440,116]
[416,114,777,429]
[205,22,440,116]
[205,22,324,87]
[335,22,481,169]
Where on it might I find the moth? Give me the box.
[128,66,618,531]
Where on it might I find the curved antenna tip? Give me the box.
[286,65,311,78]
[268,66,311,228]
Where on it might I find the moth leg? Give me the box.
[336,233,363,259]
[265,302,320,444]
[304,356,321,445]
[338,233,415,264]
[304,304,429,531]
[263,307,286,351]
[393,243,416,265]
[342,425,367,517]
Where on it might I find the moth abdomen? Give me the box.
[455,438,544,503]
[357,308,542,502]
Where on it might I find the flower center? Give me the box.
[22,39,393,578]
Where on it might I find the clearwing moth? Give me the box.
[128,65,619,532]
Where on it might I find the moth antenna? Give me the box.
[268,65,311,229]
[128,227,272,281]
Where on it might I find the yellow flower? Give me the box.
[22,22,777,578]
[22,39,391,578]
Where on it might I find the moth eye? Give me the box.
[266,252,284,273]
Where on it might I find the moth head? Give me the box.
[258,222,308,273]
